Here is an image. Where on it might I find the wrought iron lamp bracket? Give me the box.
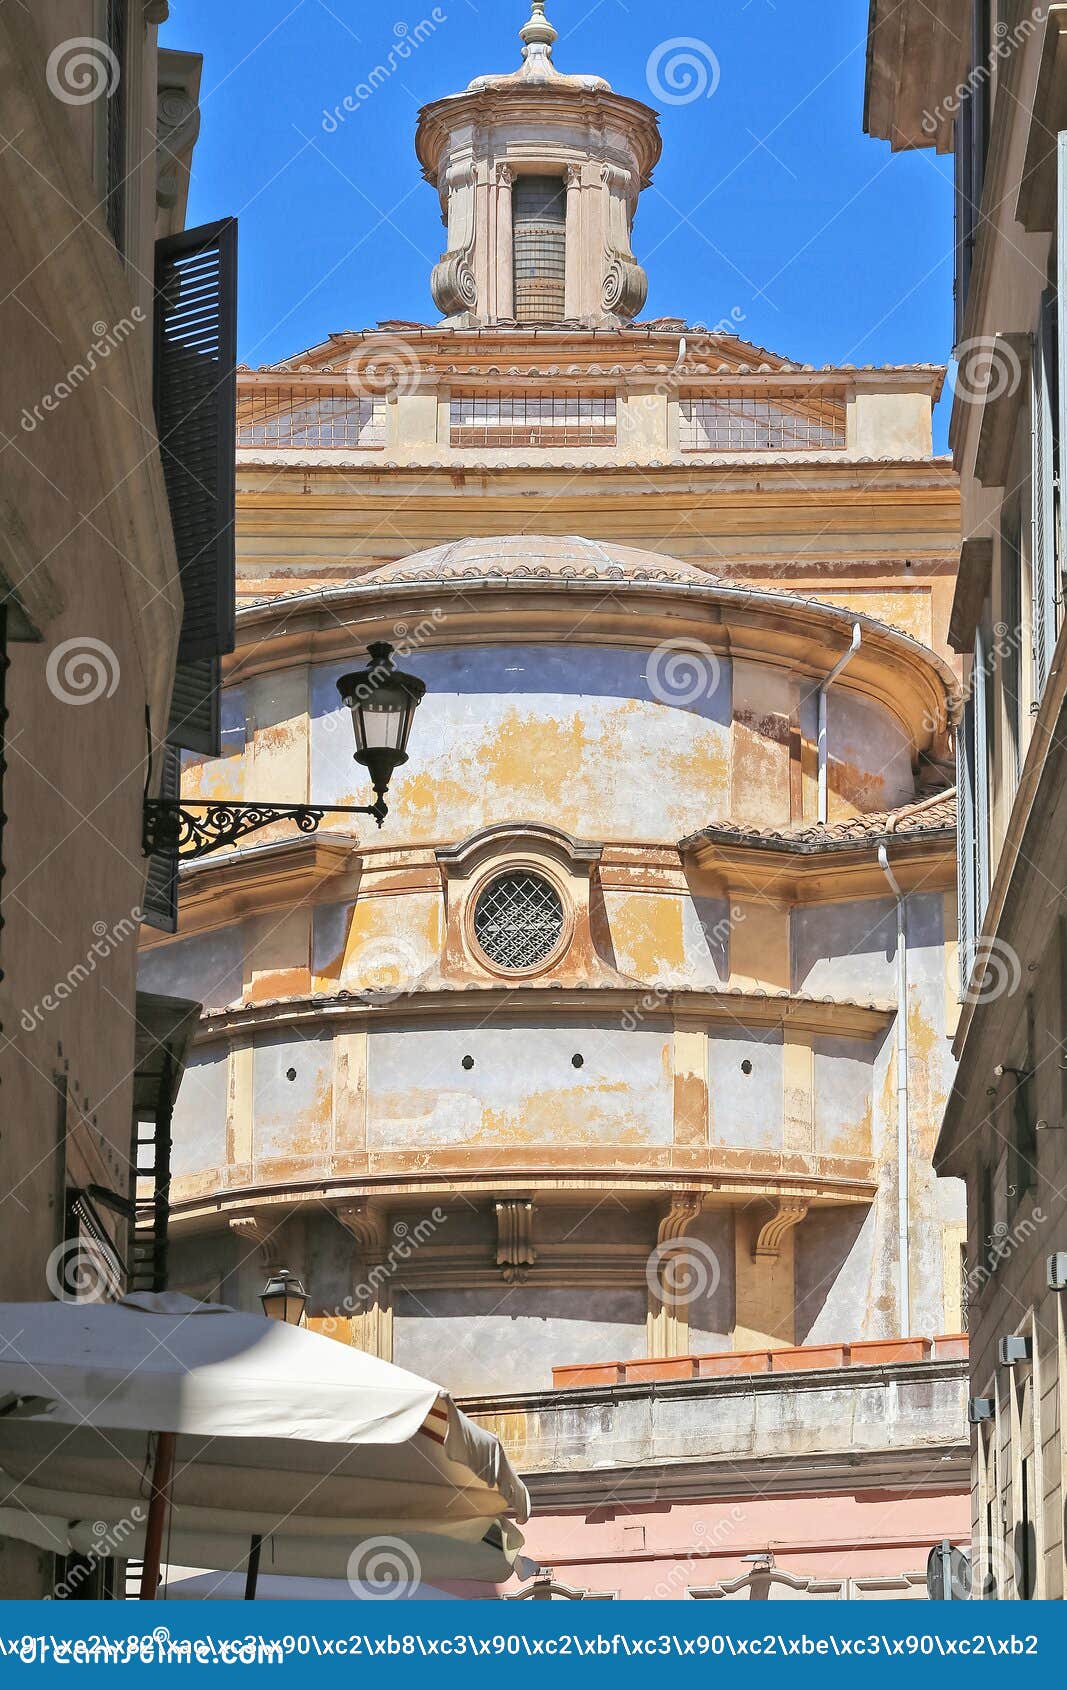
[142,797,388,861]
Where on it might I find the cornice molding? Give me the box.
[169,1161,879,1233]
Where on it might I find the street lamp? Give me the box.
[246,1267,310,1600]
[143,642,427,860]
[259,1269,309,1326]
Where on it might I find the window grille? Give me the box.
[237,388,385,448]
[679,390,847,452]
[450,392,616,449]
[473,872,565,971]
[513,176,567,325]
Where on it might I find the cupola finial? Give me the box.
[520,0,558,58]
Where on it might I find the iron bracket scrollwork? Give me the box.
[142,798,388,861]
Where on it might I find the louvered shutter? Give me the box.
[1059,132,1067,583]
[957,699,976,998]
[1001,512,1022,792]
[973,625,991,929]
[956,704,974,993]
[1032,291,1057,696]
[168,656,220,756]
[954,90,976,344]
[154,218,237,665]
[142,744,181,934]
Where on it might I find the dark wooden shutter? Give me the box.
[154,218,237,665]
[142,744,181,934]
[168,656,220,756]
[957,701,976,997]
[105,0,128,250]
[1058,132,1067,579]
[1032,292,1058,696]
[954,90,976,344]
[973,625,991,927]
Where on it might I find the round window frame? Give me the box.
[466,861,574,980]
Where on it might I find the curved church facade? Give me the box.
[140,6,970,1598]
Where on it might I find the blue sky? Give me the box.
[163,0,956,447]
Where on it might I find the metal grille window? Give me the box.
[473,872,565,971]
[513,176,567,325]
[450,392,616,448]
[237,388,386,448]
[105,0,128,249]
[680,390,847,452]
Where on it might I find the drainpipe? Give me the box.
[818,624,862,824]
[878,843,910,1339]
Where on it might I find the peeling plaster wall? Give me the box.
[367,1021,674,1152]
[313,645,734,845]
[708,1026,783,1151]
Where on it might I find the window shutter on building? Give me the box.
[957,699,976,996]
[142,743,181,934]
[1058,132,1067,582]
[167,656,220,757]
[954,90,976,345]
[154,218,238,667]
[1031,292,1058,696]
[973,626,991,927]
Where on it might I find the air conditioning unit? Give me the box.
[968,1397,994,1424]
[998,1335,1032,1366]
[1048,1253,1067,1292]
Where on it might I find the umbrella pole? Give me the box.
[139,1431,176,1600]
[244,1534,263,1601]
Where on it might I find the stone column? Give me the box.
[495,164,514,320]
[564,163,584,320]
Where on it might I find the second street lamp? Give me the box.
[143,643,426,861]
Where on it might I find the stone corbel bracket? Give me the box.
[431,162,479,320]
[335,1199,390,1263]
[496,1199,536,1284]
[754,1200,810,1261]
[601,163,648,321]
[229,1213,279,1272]
[156,49,203,227]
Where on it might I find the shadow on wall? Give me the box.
[793,1206,872,1345]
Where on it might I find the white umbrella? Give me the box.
[0,1294,530,1594]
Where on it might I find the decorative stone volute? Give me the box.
[415,2,661,327]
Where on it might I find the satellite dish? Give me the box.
[926,1539,970,1600]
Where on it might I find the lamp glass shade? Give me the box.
[260,1271,308,1326]
[336,644,427,797]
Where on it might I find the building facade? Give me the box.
[0,2,234,1597]
[140,5,970,1598]
[866,0,1067,1600]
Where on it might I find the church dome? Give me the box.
[360,534,716,587]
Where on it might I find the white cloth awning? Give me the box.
[0,1295,529,1586]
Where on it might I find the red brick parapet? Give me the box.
[553,1334,969,1388]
